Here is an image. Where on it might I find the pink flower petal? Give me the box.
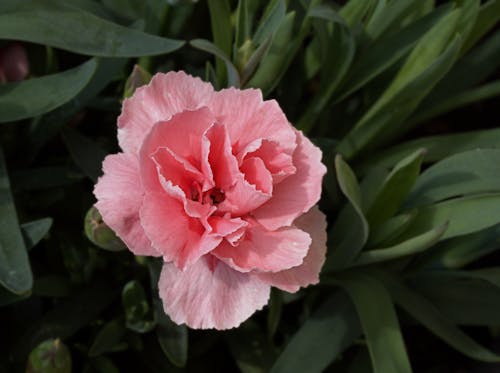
[159,256,271,329]
[208,88,296,155]
[244,140,296,184]
[139,107,216,193]
[240,157,273,194]
[212,222,311,273]
[253,131,327,230]
[118,71,214,154]
[258,206,327,292]
[94,153,157,256]
[140,192,221,269]
[206,123,271,216]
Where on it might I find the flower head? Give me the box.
[94,71,327,329]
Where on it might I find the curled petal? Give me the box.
[212,223,311,273]
[94,153,157,256]
[258,206,327,292]
[140,192,220,269]
[208,88,296,155]
[159,256,271,330]
[118,71,214,154]
[253,131,327,230]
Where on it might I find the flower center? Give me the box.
[190,182,225,205]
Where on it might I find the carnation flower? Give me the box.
[94,71,327,329]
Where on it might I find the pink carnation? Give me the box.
[94,71,327,329]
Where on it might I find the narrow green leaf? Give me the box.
[339,0,376,26]
[354,223,447,266]
[406,149,500,208]
[365,0,415,39]
[336,4,452,100]
[123,64,152,99]
[190,39,240,87]
[357,128,500,174]
[0,148,32,294]
[325,156,369,271]
[336,272,412,373]
[463,0,500,52]
[253,0,286,45]
[208,0,232,86]
[246,11,296,94]
[367,211,417,248]
[411,271,500,326]
[0,59,97,123]
[338,11,462,158]
[241,36,272,86]
[0,0,184,57]
[415,224,500,269]
[366,149,425,226]
[377,271,500,362]
[267,289,282,339]
[235,0,251,48]
[89,319,127,357]
[402,193,500,241]
[21,218,53,250]
[270,292,360,373]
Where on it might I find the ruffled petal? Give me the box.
[208,88,296,155]
[212,222,311,273]
[140,192,220,269]
[258,207,327,292]
[94,153,157,256]
[139,107,216,193]
[118,71,214,154]
[159,256,271,329]
[253,131,327,230]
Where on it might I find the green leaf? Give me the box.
[365,0,417,39]
[21,218,53,250]
[463,0,500,52]
[122,280,155,333]
[358,128,500,173]
[27,339,72,373]
[377,271,500,362]
[297,12,355,133]
[123,64,152,99]
[234,0,251,48]
[415,224,500,269]
[246,11,296,94]
[402,193,500,241]
[190,39,240,87]
[336,4,452,100]
[267,289,282,339]
[0,59,97,123]
[207,0,232,86]
[411,29,500,125]
[339,0,376,26]
[0,148,32,294]
[411,271,500,326]
[367,211,417,248]
[366,149,425,226]
[148,259,188,368]
[0,0,184,57]
[353,223,447,267]
[270,292,361,373]
[325,155,369,271]
[253,0,286,44]
[335,272,412,373]
[61,127,107,182]
[85,206,126,252]
[89,319,127,357]
[406,149,500,208]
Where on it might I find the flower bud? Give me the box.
[26,339,71,373]
[85,206,126,251]
[123,64,151,99]
[0,43,29,83]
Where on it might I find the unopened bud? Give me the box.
[85,206,126,251]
